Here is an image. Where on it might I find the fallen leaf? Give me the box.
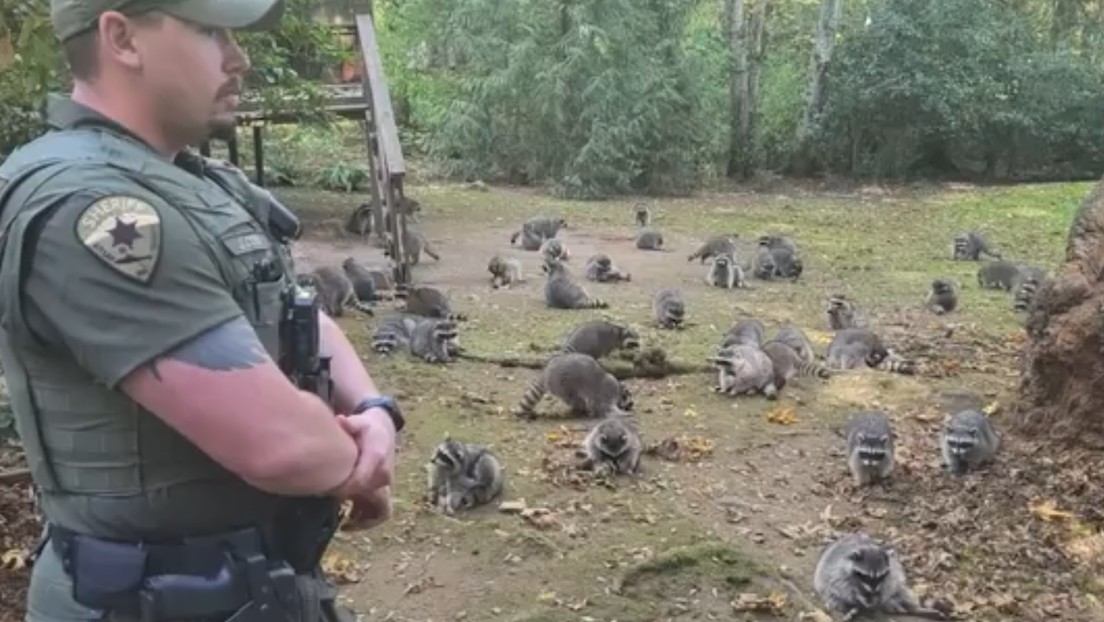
[731,590,787,615]
[499,500,528,514]
[766,405,797,425]
[321,552,361,584]
[1030,499,1075,522]
[982,401,1000,416]
[1,549,26,571]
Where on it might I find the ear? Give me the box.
[848,550,863,562]
[98,11,145,71]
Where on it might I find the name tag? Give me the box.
[223,232,269,256]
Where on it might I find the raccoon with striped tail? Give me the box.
[814,533,949,621]
[514,352,633,420]
[391,227,440,265]
[652,288,686,329]
[706,253,746,289]
[488,254,524,289]
[687,235,738,264]
[761,341,830,393]
[426,437,505,515]
[584,253,631,283]
[941,409,1000,476]
[951,230,1001,261]
[711,344,778,399]
[298,266,375,317]
[826,328,916,375]
[581,411,643,477]
[767,325,816,363]
[560,320,641,360]
[844,411,895,487]
[543,258,608,310]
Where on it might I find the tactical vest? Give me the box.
[0,127,295,540]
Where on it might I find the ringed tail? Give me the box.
[515,377,546,417]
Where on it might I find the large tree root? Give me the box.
[456,347,713,380]
[1016,177,1104,448]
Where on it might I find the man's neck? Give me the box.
[70,82,181,159]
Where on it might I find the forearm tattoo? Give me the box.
[147,316,268,380]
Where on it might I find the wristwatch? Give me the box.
[351,395,405,433]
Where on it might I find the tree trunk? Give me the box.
[745,0,769,177]
[724,0,748,178]
[1017,175,1104,448]
[791,0,842,176]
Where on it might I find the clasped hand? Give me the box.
[331,410,397,530]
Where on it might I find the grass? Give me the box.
[265,154,1093,620]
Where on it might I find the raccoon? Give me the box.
[826,294,864,330]
[488,254,524,289]
[426,437,505,515]
[525,216,568,240]
[1013,276,1040,312]
[370,314,419,354]
[543,258,608,309]
[582,413,643,476]
[925,278,959,314]
[826,328,891,371]
[976,260,1023,291]
[511,227,545,251]
[341,257,393,302]
[584,253,631,283]
[845,411,895,487]
[952,230,1001,261]
[757,233,798,255]
[769,246,804,280]
[561,320,641,359]
[711,344,778,399]
[751,244,777,280]
[706,253,746,289]
[400,286,467,321]
[514,352,633,419]
[633,203,652,228]
[652,288,686,329]
[814,533,948,620]
[687,235,738,264]
[408,317,461,363]
[635,229,665,250]
[720,318,765,349]
[540,237,570,264]
[301,266,375,317]
[762,341,829,392]
[344,202,373,236]
[941,409,1000,476]
[381,227,438,266]
[768,325,815,363]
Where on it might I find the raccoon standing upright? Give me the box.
[632,203,651,227]
[941,409,1000,475]
[706,253,746,289]
[814,533,948,620]
[844,411,896,487]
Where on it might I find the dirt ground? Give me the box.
[2,181,1103,621]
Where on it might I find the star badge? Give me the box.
[76,195,162,284]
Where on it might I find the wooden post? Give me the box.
[252,124,266,187]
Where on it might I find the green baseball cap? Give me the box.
[51,0,286,42]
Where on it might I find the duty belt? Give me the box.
[48,523,299,621]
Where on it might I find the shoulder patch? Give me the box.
[75,195,162,284]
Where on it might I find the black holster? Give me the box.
[49,524,299,621]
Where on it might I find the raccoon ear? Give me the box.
[879,434,889,443]
[848,550,864,562]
